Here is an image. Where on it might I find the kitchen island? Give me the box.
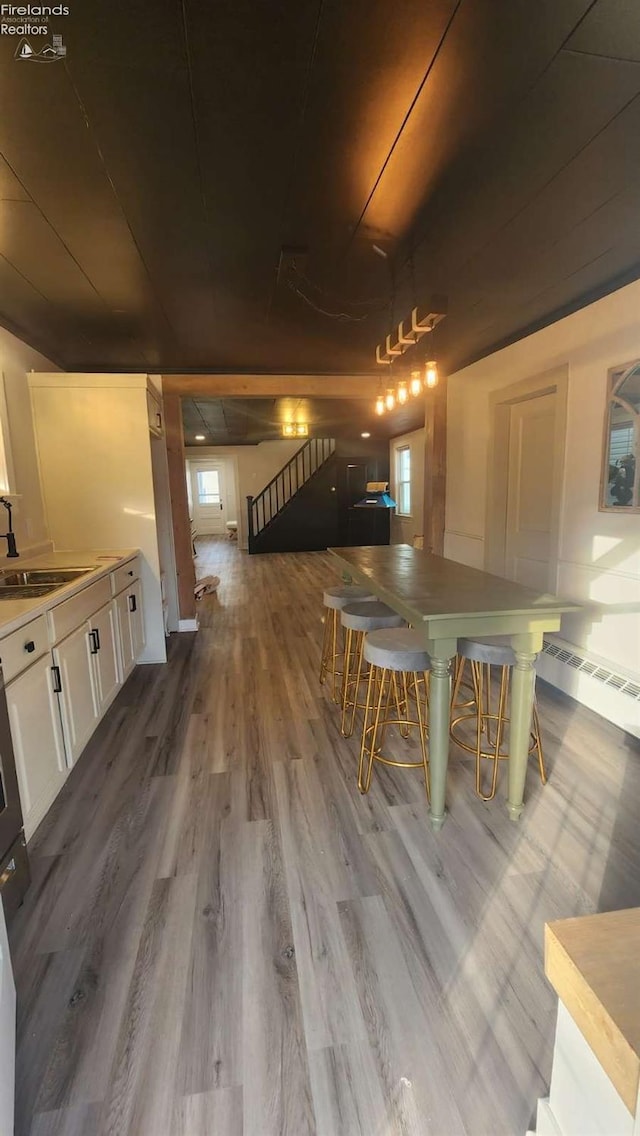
[530,908,640,1135]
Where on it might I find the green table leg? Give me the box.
[507,633,541,820]
[426,640,456,830]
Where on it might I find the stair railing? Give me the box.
[247,437,335,546]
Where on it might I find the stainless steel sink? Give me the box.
[0,584,59,599]
[0,567,96,587]
[0,566,97,599]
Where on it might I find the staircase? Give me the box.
[247,437,336,554]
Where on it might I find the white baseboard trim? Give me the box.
[178,617,199,632]
[533,1097,563,1135]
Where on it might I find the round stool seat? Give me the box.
[457,635,540,668]
[364,628,431,672]
[451,636,546,801]
[341,600,405,632]
[323,584,376,610]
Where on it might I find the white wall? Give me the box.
[389,427,426,546]
[0,326,57,562]
[445,278,640,730]
[185,440,300,549]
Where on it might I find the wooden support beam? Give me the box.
[164,392,196,622]
[161,374,379,398]
[423,376,447,555]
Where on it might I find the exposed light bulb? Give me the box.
[425,360,438,388]
[385,388,396,411]
[375,395,385,415]
[409,370,422,397]
[397,382,408,404]
[195,434,205,441]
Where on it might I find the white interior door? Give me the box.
[191,463,227,535]
[505,391,557,590]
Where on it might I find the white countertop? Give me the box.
[0,549,139,638]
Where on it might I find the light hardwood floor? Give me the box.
[10,537,640,1136]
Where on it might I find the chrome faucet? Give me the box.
[0,497,19,558]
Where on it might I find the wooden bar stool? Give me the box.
[450,635,546,801]
[319,585,376,702]
[358,628,431,800]
[340,601,406,738]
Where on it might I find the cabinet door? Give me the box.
[147,389,163,436]
[53,622,99,767]
[128,581,145,661]
[90,602,121,713]
[7,655,67,840]
[114,590,135,679]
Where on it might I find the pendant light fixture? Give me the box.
[371,257,447,415]
[409,369,422,397]
[424,360,438,389]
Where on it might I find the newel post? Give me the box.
[246,495,255,554]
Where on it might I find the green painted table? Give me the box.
[328,544,581,829]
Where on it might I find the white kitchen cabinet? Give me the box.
[114,590,135,679]
[52,598,126,769]
[129,580,145,659]
[147,388,164,437]
[53,623,99,768]
[114,579,145,680]
[29,372,171,661]
[90,602,121,714]
[1,557,146,839]
[6,655,67,841]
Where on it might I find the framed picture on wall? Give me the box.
[600,360,640,512]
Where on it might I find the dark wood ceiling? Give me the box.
[2,0,640,376]
[182,396,424,446]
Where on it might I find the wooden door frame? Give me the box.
[484,365,568,591]
[162,376,380,623]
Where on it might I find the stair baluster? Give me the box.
[246,436,336,553]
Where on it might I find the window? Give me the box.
[396,446,411,515]
[601,362,639,511]
[196,469,221,506]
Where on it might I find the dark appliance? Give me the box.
[0,664,29,923]
[347,481,396,545]
[353,482,397,510]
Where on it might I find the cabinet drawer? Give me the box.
[111,557,140,596]
[0,614,48,682]
[48,576,112,643]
